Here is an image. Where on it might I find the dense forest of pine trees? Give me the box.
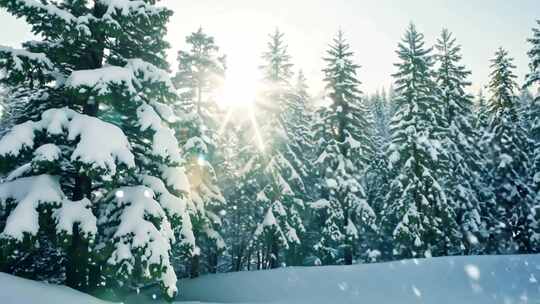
[0,1,538,302]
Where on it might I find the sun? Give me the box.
[217,56,260,108]
[216,54,266,152]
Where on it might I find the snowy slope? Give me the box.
[177,254,540,304]
[0,273,109,304]
[1,255,539,304]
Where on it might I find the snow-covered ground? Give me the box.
[177,254,540,304]
[0,272,108,304]
[1,254,539,303]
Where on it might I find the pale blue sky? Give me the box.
[1,1,538,94]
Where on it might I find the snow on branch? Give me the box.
[126,59,175,92]
[53,198,97,240]
[140,175,187,219]
[136,102,182,163]
[100,0,165,15]
[33,143,62,163]
[65,65,137,96]
[204,224,226,250]
[0,121,36,157]
[3,0,92,35]
[98,0,169,29]
[252,206,290,249]
[0,46,53,72]
[65,59,175,98]
[309,198,331,209]
[0,174,98,243]
[0,107,135,176]
[105,186,177,298]
[161,166,191,194]
[140,174,195,248]
[150,101,176,123]
[0,175,63,241]
[0,45,55,85]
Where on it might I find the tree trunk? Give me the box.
[344,244,353,265]
[65,223,89,290]
[256,250,261,270]
[190,254,200,278]
[235,240,245,272]
[65,171,94,290]
[207,244,218,273]
[66,2,107,292]
[270,236,280,269]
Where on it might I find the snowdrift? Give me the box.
[1,255,539,303]
[0,272,108,304]
[178,254,540,304]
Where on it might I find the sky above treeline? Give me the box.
[0,0,538,96]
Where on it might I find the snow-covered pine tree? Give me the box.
[312,31,375,265]
[220,101,299,271]
[363,90,390,262]
[524,20,540,249]
[172,27,226,278]
[381,23,461,260]
[0,1,194,300]
[288,69,318,265]
[0,83,68,283]
[518,88,535,131]
[250,197,291,269]
[286,70,314,205]
[250,29,308,268]
[386,84,399,116]
[369,90,391,146]
[173,27,226,106]
[474,90,490,131]
[0,85,6,133]
[433,29,487,254]
[259,29,294,83]
[221,115,270,271]
[524,20,540,101]
[295,70,311,110]
[484,48,536,253]
[472,90,499,253]
[290,70,315,168]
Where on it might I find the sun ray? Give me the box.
[249,105,265,152]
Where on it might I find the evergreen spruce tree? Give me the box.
[433,29,486,254]
[0,85,7,134]
[369,90,391,146]
[518,88,535,131]
[0,2,195,300]
[524,20,540,100]
[224,114,270,270]
[381,24,461,260]
[250,29,308,269]
[172,27,227,277]
[365,90,391,202]
[290,70,315,168]
[260,29,294,83]
[363,91,390,261]
[484,48,536,253]
[474,93,500,255]
[173,27,226,106]
[474,90,490,131]
[290,70,319,264]
[312,31,375,265]
[524,20,540,249]
[386,84,399,116]
[295,70,311,109]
